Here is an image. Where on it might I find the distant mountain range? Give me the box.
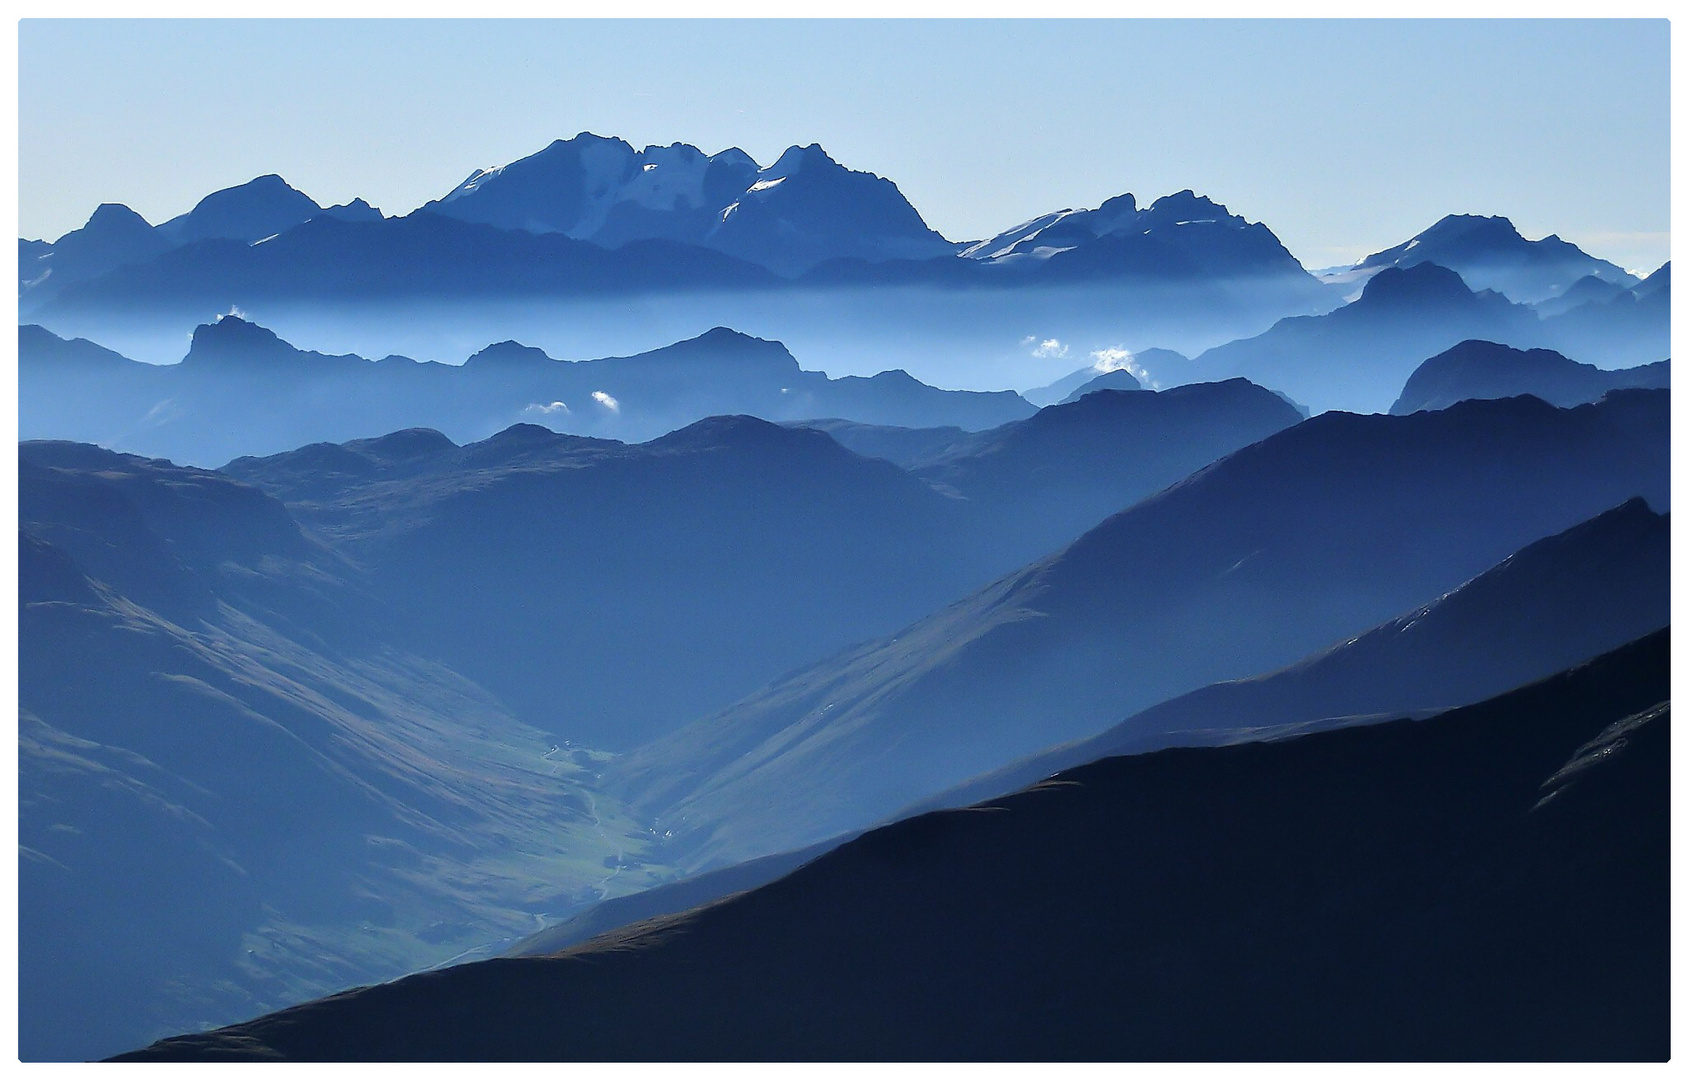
[1350,213,1638,304]
[19,317,1034,464]
[116,630,1670,1061]
[610,390,1669,869]
[1184,261,1668,414]
[426,135,959,275]
[1390,339,1669,414]
[21,135,1332,319]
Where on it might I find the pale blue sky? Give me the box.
[19,19,1671,272]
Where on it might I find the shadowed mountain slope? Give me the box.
[930,496,1671,810]
[18,443,660,1061]
[117,631,1670,1061]
[610,390,1668,868]
[222,416,990,748]
[507,495,1674,953]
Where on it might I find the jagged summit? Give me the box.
[1138,189,1250,229]
[421,133,952,274]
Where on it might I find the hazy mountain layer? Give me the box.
[1189,261,1668,413]
[1354,213,1637,304]
[20,319,1034,465]
[1390,339,1669,414]
[611,391,1669,869]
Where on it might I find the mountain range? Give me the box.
[22,136,1330,317]
[609,390,1669,869]
[1351,213,1638,304]
[1182,261,1668,413]
[17,132,1674,1064]
[19,317,1035,464]
[115,630,1670,1061]
[507,494,1671,955]
[218,378,1304,746]
[16,368,1321,1058]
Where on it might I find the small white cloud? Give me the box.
[525,401,570,415]
[1020,335,1038,346]
[1090,346,1133,372]
[1090,345,1160,389]
[591,390,620,413]
[217,306,247,322]
[1030,338,1069,359]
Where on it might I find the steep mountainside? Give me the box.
[508,496,1674,953]
[610,391,1669,868]
[118,632,1670,1061]
[19,444,661,1061]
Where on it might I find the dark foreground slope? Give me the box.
[118,631,1670,1061]
[509,495,1672,954]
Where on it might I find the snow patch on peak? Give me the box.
[443,165,506,202]
[747,176,787,194]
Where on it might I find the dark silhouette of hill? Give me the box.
[1355,213,1636,303]
[1390,339,1668,414]
[19,443,650,1061]
[19,175,369,310]
[19,319,1033,464]
[18,203,174,305]
[1632,260,1670,299]
[505,496,1673,954]
[116,631,1669,1061]
[610,391,1668,868]
[1193,260,1669,413]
